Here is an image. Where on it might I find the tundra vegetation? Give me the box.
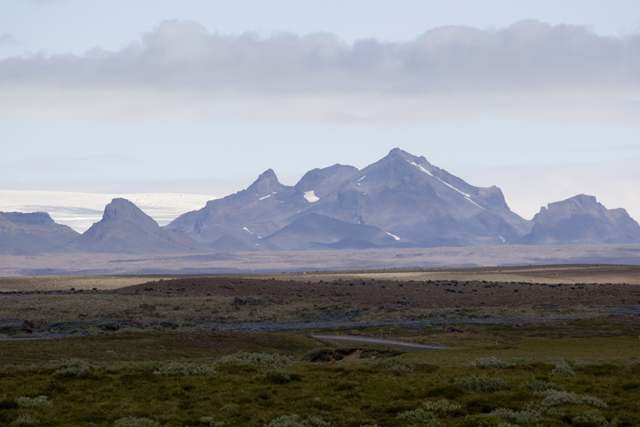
[0,320,639,426]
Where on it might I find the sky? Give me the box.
[1,0,639,222]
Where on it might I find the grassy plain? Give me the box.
[1,321,639,426]
[1,267,640,426]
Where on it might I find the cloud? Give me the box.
[0,20,638,122]
[0,33,15,44]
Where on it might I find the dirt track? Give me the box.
[311,335,447,350]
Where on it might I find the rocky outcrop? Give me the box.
[519,194,640,245]
[0,211,79,254]
[61,198,207,254]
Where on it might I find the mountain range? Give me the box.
[2,148,640,254]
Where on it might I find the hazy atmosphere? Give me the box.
[1,0,639,223]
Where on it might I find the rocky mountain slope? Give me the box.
[61,198,208,254]
[519,194,640,245]
[0,211,79,254]
[166,148,533,250]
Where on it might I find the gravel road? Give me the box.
[310,334,448,351]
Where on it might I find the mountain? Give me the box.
[0,211,79,255]
[61,198,208,254]
[166,148,533,249]
[263,213,402,250]
[519,194,640,245]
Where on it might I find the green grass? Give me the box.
[0,331,322,365]
[1,322,640,426]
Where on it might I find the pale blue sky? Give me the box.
[1,0,639,220]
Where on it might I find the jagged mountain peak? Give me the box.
[377,147,432,168]
[102,198,156,225]
[61,198,205,254]
[294,164,359,197]
[246,168,288,196]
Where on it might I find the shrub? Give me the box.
[52,359,91,378]
[152,362,216,376]
[253,369,301,384]
[489,405,542,424]
[538,390,581,407]
[469,357,511,369]
[106,361,163,374]
[521,379,564,392]
[581,395,608,409]
[455,375,508,392]
[550,363,576,378]
[572,410,609,427]
[538,390,607,409]
[462,415,504,427]
[200,416,225,427]
[263,414,332,427]
[217,352,292,367]
[397,408,439,426]
[221,403,239,413]
[113,417,160,427]
[371,357,414,373]
[422,399,461,414]
[11,414,40,425]
[16,396,51,409]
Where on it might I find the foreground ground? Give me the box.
[1,320,640,426]
[0,265,639,426]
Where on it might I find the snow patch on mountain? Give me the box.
[385,231,401,241]
[465,197,486,210]
[304,191,319,203]
[407,160,433,176]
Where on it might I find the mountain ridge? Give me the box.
[4,149,638,254]
[165,148,534,249]
[519,194,640,245]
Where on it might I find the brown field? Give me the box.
[1,263,640,293]
[0,264,638,329]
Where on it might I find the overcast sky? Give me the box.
[1,0,639,221]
